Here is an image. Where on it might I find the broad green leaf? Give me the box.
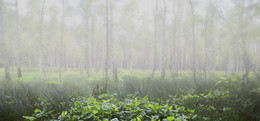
[74,101,80,106]
[187,108,195,113]
[34,109,41,114]
[137,117,141,121]
[61,111,67,118]
[93,110,98,114]
[167,116,175,121]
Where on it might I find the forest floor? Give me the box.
[0,69,260,121]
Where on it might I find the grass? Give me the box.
[0,68,259,120]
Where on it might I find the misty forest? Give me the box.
[0,0,260,120]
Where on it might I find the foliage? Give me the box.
[0,70,259,121]
[24,94,197,121]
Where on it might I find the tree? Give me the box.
[152,0,158,77]
[233,0,259,80]
[104,0,109,89]
[161,0,167,78]
[110,0,118,81]
[189,0,196,82]
[14,0,22,77]
[39,0,46,75]
[59,0,65,78]
[204,0,217,78]
[0,0,11,81]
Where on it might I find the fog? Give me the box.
[1,0,260,77]
[0,0,260,120]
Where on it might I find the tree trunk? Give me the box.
[189,0,196,82]
[59,0,65,78]
[15,0,22,77]
[0,0,11,81]
[161,0,166,78]
[84,15,90,77]
[39,0,45,75]
[152,0,158,77]
[104,0,109,89]
[110,0,118,81]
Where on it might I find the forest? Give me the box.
[0,0,260,120]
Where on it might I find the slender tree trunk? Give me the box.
[104,0,109,89]
[84,15,90,77]
[110,0,118,81]
[0,0,11,81]
[152,0,158,77]
[161,0,167,78]
[189,0,196,82]
[59,0,65,78]
[39,0,45,75]
[15,0,22,77]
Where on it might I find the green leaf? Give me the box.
[137,117,141,121]
[220,77,227,80]
[206,93,213,98]
[187,108,195,113]
[143,95,149,101]
[34,109,41,114]
[37,98,46,102]
[84,114,93,119]
[111,118,119,121]
[23,116,36,121]
[74,101,80,106]
[215,80,222,85]
[93,110,98,114]
[114,107,118,111]
[224,107,232,111]
[61,111,67,118]
[167,116,175,121]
